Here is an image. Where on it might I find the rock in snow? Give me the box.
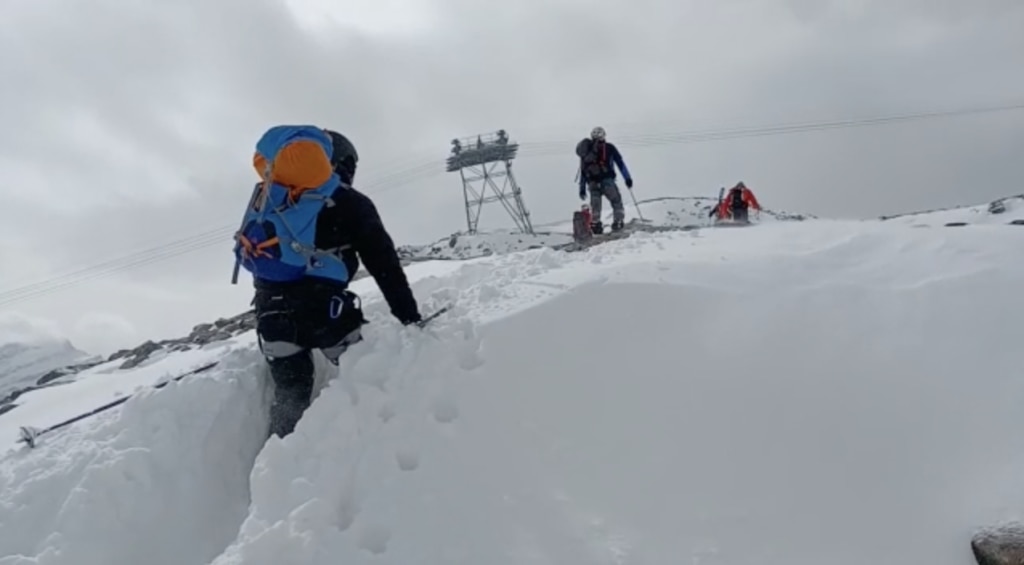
[973,523,1024,565]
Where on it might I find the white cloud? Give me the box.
[71,312,140,356]
[0,312,65,347]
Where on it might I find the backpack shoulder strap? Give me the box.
[231,182,267,284]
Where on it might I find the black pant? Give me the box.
[253,279,367,438]
[731,206,749,223]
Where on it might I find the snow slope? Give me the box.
[3,216,1024,564]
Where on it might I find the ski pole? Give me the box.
[626,186,647,222]
[17,361,219,448]
[414,304,452,328]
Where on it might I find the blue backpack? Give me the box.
[230,125,350,285]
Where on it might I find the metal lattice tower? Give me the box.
[445,129,534,235]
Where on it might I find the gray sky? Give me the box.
[1,0,1022,355]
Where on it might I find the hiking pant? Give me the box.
[253,280,366,438]
[587,178,625,225]
[731,207,749,223]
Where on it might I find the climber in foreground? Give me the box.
[576,126,634,234]
[710,181,762,224]
[231,125,422,439]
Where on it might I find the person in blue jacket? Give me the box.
[575,126,633,233]
[234,127,422,439]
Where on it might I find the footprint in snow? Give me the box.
[431,396,459,424]
[395,447,420,471]
[357,523,391,554]
[377,402,396,423]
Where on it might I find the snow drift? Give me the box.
[3,209,1024,564]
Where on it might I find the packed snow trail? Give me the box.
[3,218,1024,564]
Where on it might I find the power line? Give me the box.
[0,162,447,308]
[2,99,1022,307]
[516,100,1024,153]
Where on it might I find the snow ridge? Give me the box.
[4,194,1024,565]
[2,215,1024,564]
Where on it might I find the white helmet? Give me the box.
[590,126,606,141]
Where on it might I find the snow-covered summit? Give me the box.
[1,197,1023,564]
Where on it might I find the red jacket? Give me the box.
[715,185,761,218]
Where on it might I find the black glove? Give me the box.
[402,313,423,326]
[625,178,633,189]
[579,187,586,200]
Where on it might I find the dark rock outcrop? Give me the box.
[973,523,1024,565]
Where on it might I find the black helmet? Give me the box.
[323,129,358,184]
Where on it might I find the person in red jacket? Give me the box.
[710,182,761,223]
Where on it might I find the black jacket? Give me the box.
[576,140,633,190]
[255,185,421,325]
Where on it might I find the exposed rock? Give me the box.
[98,310,260,371]
[213,317,233,328]
[117,341,162,369]
[36,360,104,386]
[972,523,1024,565]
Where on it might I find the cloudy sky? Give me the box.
[0,0,1022,355]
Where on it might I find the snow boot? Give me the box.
[611,219,624,232]
[591,221,604,235]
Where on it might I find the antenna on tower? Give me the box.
[445,129,534,235]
